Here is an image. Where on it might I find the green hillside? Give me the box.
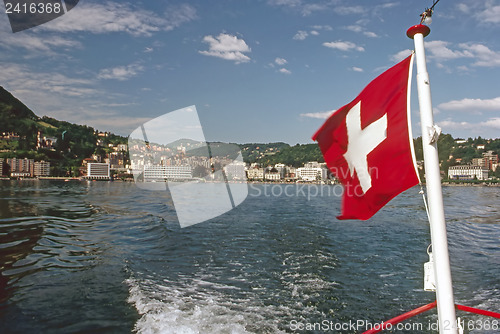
[0,86,127,176]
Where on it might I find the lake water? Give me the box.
[0,181,499,333]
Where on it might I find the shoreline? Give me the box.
[1,177,499,187]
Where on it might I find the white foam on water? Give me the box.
[125,276,286,334]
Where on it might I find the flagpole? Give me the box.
[407,24,458,334]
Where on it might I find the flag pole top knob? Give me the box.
[407,24,431,39]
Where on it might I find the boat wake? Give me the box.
[125,275,285,334]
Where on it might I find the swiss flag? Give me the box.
[312,55,419,220]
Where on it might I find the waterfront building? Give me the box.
[448,165,489,180]
[264,167,281,181]
[87,163,110,180]
[34,161,50,177]
[297,166,328,182]
[109,151,125,168]
[471,151,498,171]
[6,158,35,177]
[247,168,264,180]
[483,151,498,170]
[472,158,484,168]
[274,163,286,178]
[223,161,246,181]
[143,165,192,181]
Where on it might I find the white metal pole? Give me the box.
[407,25,458,334]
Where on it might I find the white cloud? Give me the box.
[0,61,158,135]
[300,110,335,119]
[419,40,500,68]
[0,33,81,54]
[323,41,364,52]
[38,2,196,36]
[351,67,363,72]
[90,102,137,108]
[334,6,366,15]
[279,68,292,74]
[293,25,331,40]
[372,2,398,16]
[391,49,412,62]
[98,64,144,81]
[267,0,332,16]
[311,25,332,31]
[481,118,500,129]
[458,43,500,67]
[344,25,362,33]
[0,62,97,98]
[473,3,500,24]
[438,118,500,131]
[268,0,301,7]
[199,33,251,63]
[437,120,474,130]
[343,24,377,38]
[275,57,287,65]
[425,41,472,60]
[438,97,500,112]
[293,30,308,40]
[268,1,396,19]
[363,31,378,38]
[301,3,330,15]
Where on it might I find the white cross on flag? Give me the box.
[312,55,419,220]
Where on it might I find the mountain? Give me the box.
[0,86,127,176]
[0,86,38,125]
[0,86,42,151]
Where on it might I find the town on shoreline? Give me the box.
[1,86,499,185]
[1,132,499,185]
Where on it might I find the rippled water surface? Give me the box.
[0,180,499,333]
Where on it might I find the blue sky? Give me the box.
[1,0,499,144]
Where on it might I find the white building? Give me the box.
[34,161,50,177]
[264,167,281,181]
[448,165,488,180]
[87,163,110,180]
[297,166,328,182]
[223,161,247,181]
[143,165,192,181]
[274,163,286,178]
[247,168,264,180]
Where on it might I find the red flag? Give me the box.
[312,55,419,220]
